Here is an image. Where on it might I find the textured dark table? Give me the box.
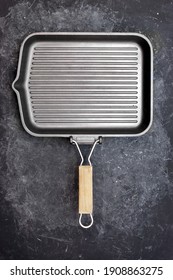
[0,0,173,260]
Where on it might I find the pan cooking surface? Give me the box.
[13,33,152,137]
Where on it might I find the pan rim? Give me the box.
[12,32,153,138]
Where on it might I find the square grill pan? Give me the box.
[12,33,153,228]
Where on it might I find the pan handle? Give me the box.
[71,138,100,228]
[79,165,93,228]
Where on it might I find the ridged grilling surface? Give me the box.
[27,42,142,129]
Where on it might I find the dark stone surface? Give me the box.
[0,0,173,260]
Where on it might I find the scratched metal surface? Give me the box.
[0,0,173,260]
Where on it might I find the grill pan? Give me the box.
[12,32,153,228]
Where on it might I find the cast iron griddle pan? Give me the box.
[12,33,153,228]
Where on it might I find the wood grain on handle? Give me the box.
[79,166,93,214]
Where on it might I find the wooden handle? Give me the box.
[79,166,93,214]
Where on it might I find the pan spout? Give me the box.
[12,79,22,92]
